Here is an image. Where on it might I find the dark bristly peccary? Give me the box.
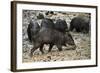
[40,18,55,53]
[27,20,40,43]
[55,19,68,33]
[41,18,55,29]
[27,18,76,57]
[70,16,90,33]
[30,27,76,57]
[40,18,68,52]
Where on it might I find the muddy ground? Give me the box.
[22,10,91,63]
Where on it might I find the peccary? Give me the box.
[30,27,76,57]
[70,16,90,33]
[41,18,55,29]
[27,18,55,52]
[27,20,40,42]
[55,19,68,33]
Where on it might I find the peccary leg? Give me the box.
[40,44,44,54]
[57,45,62,51]
[30,43,41,57]
[48,44,54,52]
[70,25,74,31]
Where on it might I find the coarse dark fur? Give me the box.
[27,20,40,42]
[30,27,76,56]
[55,19,68,33]
[70,16,90,33]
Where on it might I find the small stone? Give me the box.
[47,56,51,60]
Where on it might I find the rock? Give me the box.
[47,56,51,60]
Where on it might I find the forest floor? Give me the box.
[22,10,91,63]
